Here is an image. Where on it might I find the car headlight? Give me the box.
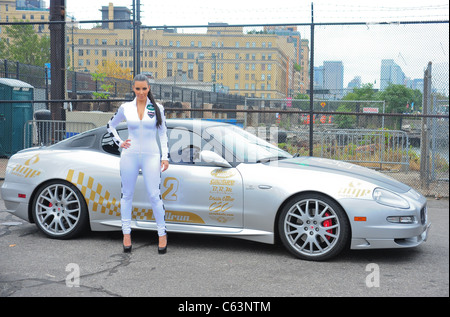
[373,188,410,209]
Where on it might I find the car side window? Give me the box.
[101,128,128,155]
[168,127,226,165]
[168,127,200,164]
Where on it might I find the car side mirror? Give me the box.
[200,150,232,168]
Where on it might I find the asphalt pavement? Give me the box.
[0,183,448,298]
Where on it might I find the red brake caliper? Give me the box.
[323,212,333,240]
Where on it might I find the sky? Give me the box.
[64,0,449,25]
[61,0,449,90]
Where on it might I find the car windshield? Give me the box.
[204,125,292,163]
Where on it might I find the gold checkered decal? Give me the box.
[66,169,155,220]
[65,169,205,224]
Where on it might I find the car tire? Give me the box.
[31,180,89,239]
[278,193,350,261]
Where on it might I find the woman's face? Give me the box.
[133,80,149,103]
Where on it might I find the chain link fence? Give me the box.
[0,8,448,197]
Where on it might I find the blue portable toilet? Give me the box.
[0,78,34,157]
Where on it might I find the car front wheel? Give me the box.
[32,180,89,239]
[278,193,350,261]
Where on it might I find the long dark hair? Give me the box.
[133,74,162,128]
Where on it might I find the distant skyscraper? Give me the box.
[347,76,362,90]
[380,59,405,90]
[323,61,344,99]
[314,66,324,90]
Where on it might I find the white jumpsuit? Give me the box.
[106,98,169,236]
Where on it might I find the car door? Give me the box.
[101,125,243,229]
[156,126,243,228]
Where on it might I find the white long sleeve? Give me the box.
[106,98,169,160]
[106,105,126,147]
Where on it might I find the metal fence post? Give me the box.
[420,62,432,189]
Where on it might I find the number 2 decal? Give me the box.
[162,177,179,201]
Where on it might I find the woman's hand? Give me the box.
[161,160,169,172]
[120,139,131,149]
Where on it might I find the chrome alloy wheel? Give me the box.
[32,181,88,239]
[279,194,350,261]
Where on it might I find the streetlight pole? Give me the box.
[196,54,217,92]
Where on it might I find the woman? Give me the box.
[107,74,169,254]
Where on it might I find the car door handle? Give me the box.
[258,185,272,190]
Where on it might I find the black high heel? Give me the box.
[158,234,168,254]
[123,234,132,253]
[123,244,132,253]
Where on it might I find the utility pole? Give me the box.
[49,0,66,121]
[132,0,142,77]
[309,2,315,156]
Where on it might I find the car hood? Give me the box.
[273,157,411,193]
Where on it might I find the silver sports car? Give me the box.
[1,119,430,261]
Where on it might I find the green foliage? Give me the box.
[343,83,378,101]
[378,84,422,114]
[0,21,50,67]
[335,104,356,128]
[91,72,113,99]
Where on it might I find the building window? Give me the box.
[188,63,194,78]
[167,62,173,77]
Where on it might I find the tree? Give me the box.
[378,84,422,114]
[95,60,132,81]
[344,83,377,101]
[0,22,50,67]
[335,104,356,128]
[377,84,423,129]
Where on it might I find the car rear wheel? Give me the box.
[278,193,350,261]
[32,180,89,239]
